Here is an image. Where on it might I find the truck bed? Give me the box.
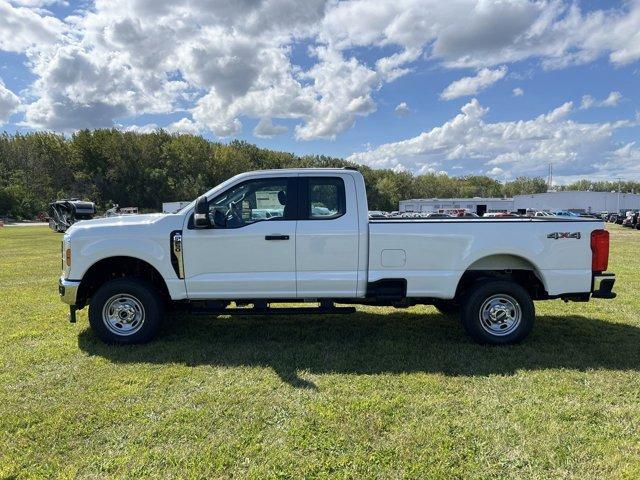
[368,217,603,299]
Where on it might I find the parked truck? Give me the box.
[59,168,616,345]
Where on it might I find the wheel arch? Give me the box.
[76,256,170,308]
[456,253,548,300]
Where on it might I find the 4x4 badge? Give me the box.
[547,232,581,239]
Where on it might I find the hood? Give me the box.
[66,213,169,234]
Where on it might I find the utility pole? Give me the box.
[617,177,622,212]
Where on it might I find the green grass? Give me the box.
[1,225,639,479]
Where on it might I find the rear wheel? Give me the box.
[460,280,534,345]
[89,278,164,344]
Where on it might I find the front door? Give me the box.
[182,176,297,299]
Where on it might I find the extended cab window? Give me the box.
[209,177,295,228]
[303,177,346,220]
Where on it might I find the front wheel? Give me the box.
[460,280,534,345]
[89,278,164,344]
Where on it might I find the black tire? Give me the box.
[432,300,460,315]
[460,280,534,345]
[88,278,164,344]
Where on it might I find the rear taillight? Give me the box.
[591,229,609,272]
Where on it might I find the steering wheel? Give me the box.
[226,200,243,225]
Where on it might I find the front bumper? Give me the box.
[592,273,616,299]
[59,276,80,305]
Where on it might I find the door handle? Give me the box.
[265,235,290,240]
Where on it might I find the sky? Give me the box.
[0,0,639,183]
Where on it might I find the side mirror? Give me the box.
[193,195,211,228]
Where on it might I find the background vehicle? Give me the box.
[484,212,520,218]
[533,211,554,217]
[59,169,616,346]
[368,211,387,219]
[622,212,638,228]
[554,210,579,217]
[48,200,95,233]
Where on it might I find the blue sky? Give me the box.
[0,0,639,182]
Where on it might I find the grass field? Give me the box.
[1,225,639,479]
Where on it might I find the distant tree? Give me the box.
[502,177,548,197]
[0,129,616,218]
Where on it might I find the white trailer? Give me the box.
[162,201,190,214]
[514,191,640,213]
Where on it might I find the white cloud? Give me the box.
[25,44,184,130]
[512,87,524,97]
[167,117,201,135]
[602,91,623,107]
[121,123,158,133]
[9,0,66,5]
[0,0,65,53]
[579,95,595,110]
[0,0,638,139]
[253,118,287,138]
[322,0,640,69]
[394,102,410,117]
[347,98,638,180]
[0,78,20,125]
[441,66,507,100]
[293,47,379,140]
[580,91,623,109]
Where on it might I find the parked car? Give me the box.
[424,212,452,218]
[484,212,520,218]
[58,168,616,346]
[554,210,579,217]
[368,211,387,219]
[534,211,554,217]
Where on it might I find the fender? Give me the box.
[458,247,548,292]
[75,236,187,300]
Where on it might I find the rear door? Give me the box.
[295,174,360,298]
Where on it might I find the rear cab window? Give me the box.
[299,177,346,220]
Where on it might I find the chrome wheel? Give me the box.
[478,294,522,337]
[102,294,145,336]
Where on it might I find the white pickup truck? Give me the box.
[59,168,616,345]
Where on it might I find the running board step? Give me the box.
[191,305,356,316]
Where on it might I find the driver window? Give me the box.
[208,178,291,228]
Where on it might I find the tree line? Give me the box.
[0,129,636,218]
